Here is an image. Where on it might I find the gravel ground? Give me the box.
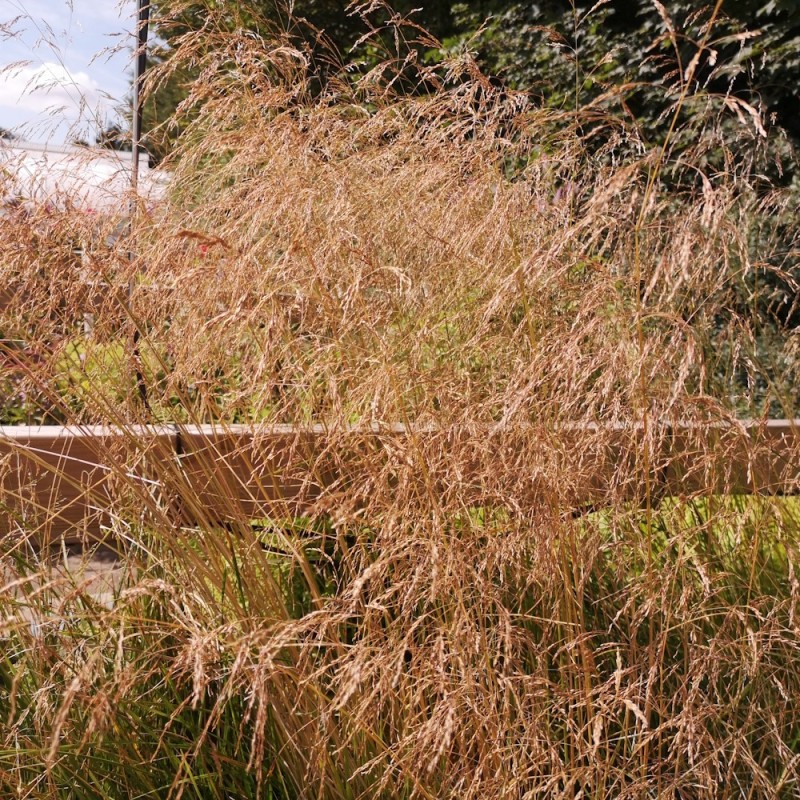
[3,541,127,610]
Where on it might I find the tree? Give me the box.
[139,0,800,165]
[443,1,799,156]
[139,0,458,162]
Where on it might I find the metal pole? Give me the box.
[130,0,152,413]
[131,0,150,198]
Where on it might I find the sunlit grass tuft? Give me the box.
[1,1,799,797]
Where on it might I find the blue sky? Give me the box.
[0,0,137,143]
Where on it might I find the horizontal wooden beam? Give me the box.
[1,421,798,542]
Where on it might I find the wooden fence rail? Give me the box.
[1,420,798,543]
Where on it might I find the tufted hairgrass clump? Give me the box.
[1,2,799,797]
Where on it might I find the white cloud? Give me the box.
[0,0,136,140]
[0,61,104,116]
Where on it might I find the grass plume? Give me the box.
[1,2,799,797]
